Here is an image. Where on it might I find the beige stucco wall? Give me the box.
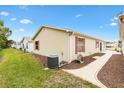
[119,21,124,41]
[69,35,105,61]
[118,15,124,55]
[33,27,105,63]
[69,35,76,61]
[101,42,106,51]
[118,15,124,41]
[85,38,98,55]
[32,28,70,62]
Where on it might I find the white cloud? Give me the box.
[20,19,32,24]
[19,5,28,10]
[114,17,118,20]
[100,16,118,28]
[19,28,25,32]
[109,16,118,27]
[111,17,118,21]
[75,14,83,18]
[14,28,25,32]
[0,11,9,16]
[10,18,17,21]
[110,22,117,26]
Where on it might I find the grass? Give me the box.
[41,71,98,88]
[0,48,97,88]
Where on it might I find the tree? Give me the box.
[0,20,4,26]
[0,20,13,49]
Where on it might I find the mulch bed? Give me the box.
[33,54,48,67]
[97,54,124,88]
[61,53,105,69]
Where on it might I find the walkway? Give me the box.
[62,51,118,88]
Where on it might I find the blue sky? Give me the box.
[0,5,123,42]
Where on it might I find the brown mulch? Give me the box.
[33,54,48,67]
[61,53,105,69]
[97,54,124,88]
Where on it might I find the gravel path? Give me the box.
[97,54,124,88]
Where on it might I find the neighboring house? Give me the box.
[20,37,33,52]
[32,26,106,63]
[11,42,21,49]
[106,41,118,51]
[118,12,124,54]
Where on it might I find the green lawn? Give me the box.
[0,48,97,88]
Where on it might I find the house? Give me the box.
[106,41,118,51]
[11,42,21,49]
[20,37,33,52]
[32,26,106,63]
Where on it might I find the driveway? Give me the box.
[62,51,118,88]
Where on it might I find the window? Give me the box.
[75,37,85,54]
[35,41,39,50]
[96,41,99,48]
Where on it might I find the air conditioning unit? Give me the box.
[77,53,84,63]
[47,55,59,69]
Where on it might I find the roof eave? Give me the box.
[32,25,72,40]
[32,25,106,42]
